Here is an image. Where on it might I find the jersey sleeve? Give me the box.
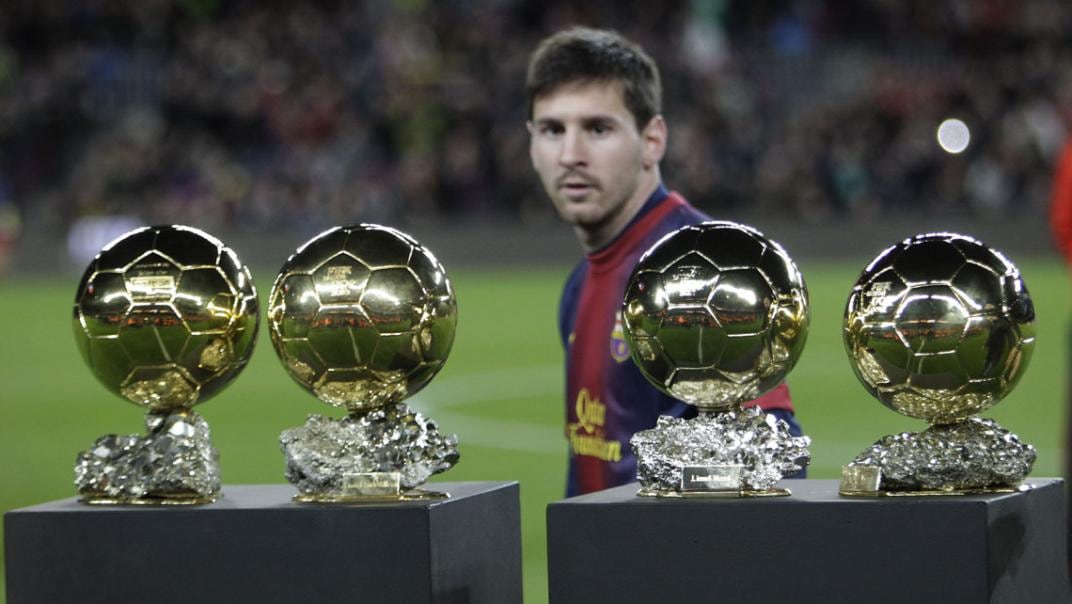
[1050,140,1072,264]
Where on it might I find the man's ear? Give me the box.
[526,121,537,168]
[641,115,667,169]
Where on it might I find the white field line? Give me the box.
[418,412,1064,468]
[408,364,565,453]
[410,363,563,408]
[407,365,1063,467]
[430,412,566,455]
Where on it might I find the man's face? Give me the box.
[528,81,653,230]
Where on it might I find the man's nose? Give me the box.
[559,128,586,166]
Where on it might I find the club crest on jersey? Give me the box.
[610,312,630,362]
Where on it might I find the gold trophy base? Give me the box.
[838,465,1033,497]
[637,487,791,499]
[293,488,450,504]
[839,484,1031,498]
[79,491,219,506]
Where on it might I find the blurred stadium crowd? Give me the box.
[1,0,1070,242]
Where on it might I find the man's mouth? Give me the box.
[558,177,597,198]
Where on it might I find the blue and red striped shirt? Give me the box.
[559,185,799,496]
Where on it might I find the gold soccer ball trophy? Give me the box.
[623,221,811,497]
[268,224,459,502]
[840,233,1037,496]
[72,225,259,504]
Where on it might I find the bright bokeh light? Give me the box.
[937,118,971,154]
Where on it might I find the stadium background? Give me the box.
[1,1,1070,602]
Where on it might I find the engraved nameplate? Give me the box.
[681,465,743,492]
[839,465,881,493]
[342,472,401,497]
[322,265,359,297]
[129,274,176,300]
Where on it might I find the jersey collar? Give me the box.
[587,183,680,271]
[587,183,667,256]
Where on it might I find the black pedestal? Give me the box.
[547,479,1067,604]
[5,481,521,604]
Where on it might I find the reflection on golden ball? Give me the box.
[267,224,457,412]
[622,221,809,411]
[843,233,1036,424]
[72,225,259,412]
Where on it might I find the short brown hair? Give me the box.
[526,27,662,130]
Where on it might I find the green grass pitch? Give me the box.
[0,258,1067,603]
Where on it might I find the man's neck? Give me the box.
[576,176,661,253]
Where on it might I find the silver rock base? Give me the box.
[74,411,221,503]
[280,403,459,497]
[631,406,811,493]
[848,417,1036,492]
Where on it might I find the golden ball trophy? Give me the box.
[622,221,811,497]
[72,225,259,504]
[840,233,1037,496]
[268,224,459,502]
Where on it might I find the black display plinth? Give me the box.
[547,479,1067,604]
[5,481,521,604]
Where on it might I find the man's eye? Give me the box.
[541,125,563,135]
[590,124,610,135]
